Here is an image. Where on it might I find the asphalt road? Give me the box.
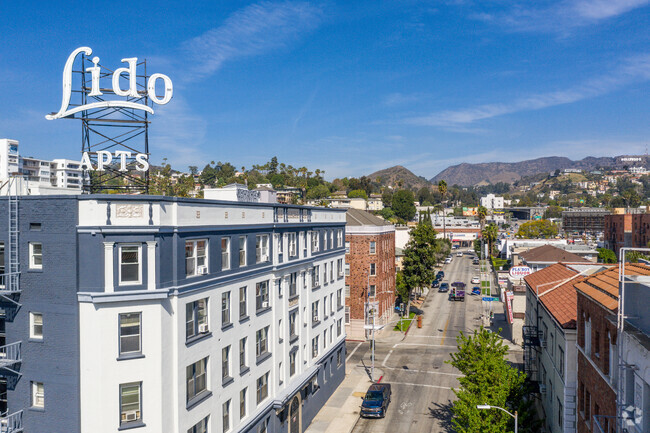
[349,251,487,433]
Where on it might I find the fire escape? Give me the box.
[0,177,24,432]
[522,325,542,386]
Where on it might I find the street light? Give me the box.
[476,405,518,433]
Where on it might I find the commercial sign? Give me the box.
[509,266,532,278]
[505,291,514,323]
[46,46,174,173]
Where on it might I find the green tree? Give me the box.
[516,219,559,239]
[544,205,564,219]
[477,205,487,228]
[597,248,617,264]
[401,222,439,313]
[378,208,395,220]
[438,180,448,239]
[482,223,498,258]
[306,184,330,200]
[392,190,416,221]
[395,271,408,304]
[382,190,393,208]
[348,189,368,200]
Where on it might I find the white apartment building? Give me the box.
[51,159,87,189]
[480,194,504,209]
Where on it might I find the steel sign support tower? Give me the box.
[77,54,150,193]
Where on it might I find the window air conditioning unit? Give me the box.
[539,384,547,394]
[262,301,269,308]
[198,323,209,333]
[125,410,138,422]
[197,265,208,275]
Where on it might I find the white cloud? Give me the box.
[183,1,323,79]
[406,54,650,127]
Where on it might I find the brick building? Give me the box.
[344,209,396,340]
[574,264,650,433]
[604,212,650,256]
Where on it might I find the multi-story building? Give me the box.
[344,209,395,340]
[0,195,346,433]
[51,159,86,190]
[480,194,504,210]
[604,212,650,256]
[562,209,611,237]
[523,262,605,433]
[367,194,383,211]
[574,264,650,433]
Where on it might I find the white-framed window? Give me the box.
[337,318,342,337]
[240,388,247,420]
[29,242,42,269]
[223,399,231,432]
[240,337,248,371]
[337,348,343,367]
[239,286,247,318]
[312,266,320,288]
[312,336,319,358]
[119,312,141,355]
[345,306,350,324]
[186,298,208,339]
[185,239,207,277]
[187,417,208,433]
[289,310,298,339]
[337,259,343,277]
[323,329,328,349]
[344,263,350,276]
[330,261,334,282]
[289,272,297,297]
[311,231,320,253]
[323,263,327,285]
[256,326,269,358]
[222,291,231,326]
[345,241,350,254]
[221,237,231,270]
[31,381,44,408]
[119,382,141,425]
[337,289,342,309]
[30,312,43,340]
[312,301,320,324]
[288,233,297,257]
[345,284,350,297]
[323,296,328,317]
[119,244,141,285]
[585,317,592,356]
[329,230,334,249]
[239,236,247,267]
[337,229,343,247]
[369,285,376,297]
[277,234,284,262]
[186,357,208,402]
[290,350,297,377]
[222,345,231,380]
[370,263,376,276]
[256,372,269,404]
[369,241,376,254]
[256,281,269,311]
[256,235,269,263]
[608,333,616,380]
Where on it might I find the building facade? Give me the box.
[561,209,610,237]
[344,209,395,340]
[480,194,504,209]
[604,212,650,256]
[0,195,346,433]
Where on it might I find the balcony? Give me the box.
[0,343,21,369]
[0,274,20,295]
[0,410,22,433]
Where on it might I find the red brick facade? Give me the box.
[345,231,395,336]
[576,292,617,433]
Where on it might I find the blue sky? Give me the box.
[1,0,650,180]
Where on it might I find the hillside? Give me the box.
[430,155,647,186]
[367,165,432,191]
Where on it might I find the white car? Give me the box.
[471,276,480,284]
[444,257,452,264]
[456,252,463,257]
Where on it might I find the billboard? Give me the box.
[509,266,532,278]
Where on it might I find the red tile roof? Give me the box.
[524,263,578,296]
[574,263,650,312]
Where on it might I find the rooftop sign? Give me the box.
[509,266,532,278]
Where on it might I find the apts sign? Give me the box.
[509,266,532,278]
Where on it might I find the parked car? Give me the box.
[444,257,452,264]
[456,251,463,257]
[471,276,480,284]
[472,258,480,265]
[432,280,440,288]
[360,383,392,418]
[439,282,449,292]
[471,287,481,295]
[437,271,445,279]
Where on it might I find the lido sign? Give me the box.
[46,46,174,172]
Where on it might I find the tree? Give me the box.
[269,156,278,175]
[482,223,498,258]
[395,271,408,304]
[447,327,540,433]
[392,190,416,221]
[382,190,393,208]
[401,222,439,314]
[348,189,368,200]
[188,165,198,175]
[516,220,559,239]
[306,184,330,200]
[544,205,564,219]
[477,205,487,228]
[378,208,394,220]
[438,180,448,238]
[597,248,617,264]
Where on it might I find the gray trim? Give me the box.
[77,290,170,303]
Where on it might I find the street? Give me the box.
[350,251,488,433]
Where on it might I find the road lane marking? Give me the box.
[346,342,362,363]
[391,381,453,390]
[441,316,450,345]
[382,350,393,367]
[393,343,457,349]
[381,366,462,376]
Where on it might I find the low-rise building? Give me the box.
[367,194,383,211]
[519,245,591,271]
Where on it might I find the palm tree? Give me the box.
[482,223,498,258]
[438,180,448,240]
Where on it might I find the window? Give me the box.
[370,263,376,276]
[585,318,592,356]
[119,245,140,284]
[221,237,231,270]
[188,417,208,433]
[289,310,298,339]
[185,240,207,276]
[119,313,141,355]
[312,336,319,358]
[239,236,247,267]
[259,418,268,433]
[256,281,269,311]
[369,285,376,297]
[594,330,600,357]
[330,261,334,282]
[288,233,297,257]
[608,333,616,379]
[345,306,350,324]
[240,337,247,370]
[289,272,297,297]
[323,263,327,285]
[31,381,44,408]
[29,242,42,269]
[345,241,350,254]
[337,318,342,337]
[223,399,231,432]
[337,229,343,247]
[337,259,343,277]
[585,390,591,423]
[290,350,297,377]
[558,347,564,378]
[312,301,320,324]
[323,296,328,317]
[337,289,342,309]
[312,266,320,288]
[120,382,140,425]
[186,357,208,402]
[30,312,43,340]
[278,361,284,385]
[337,348,342,367]
[311,231,319,253]
[239,286,247,318]
[256,235,269,263]
[323,329,328,349]
[344,263,350,276]
[222,291,231,326]
[256,326,269,358]
[186,298,208,339]
[329,230,333,249]
[222,345,231,380]
[277,234,284,262]
[369,241,376,254]
[240,388,247,419]
[558,398,563,428]
[256,372,269,404]
[345,285,350,297]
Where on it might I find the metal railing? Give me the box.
[0,274,20,293]
[0,410,23,433]
[0,342,21,367]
